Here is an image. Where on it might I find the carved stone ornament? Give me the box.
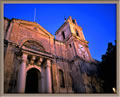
[23,40,45,52]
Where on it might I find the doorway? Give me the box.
[25,68,40,93]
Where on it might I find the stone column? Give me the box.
[46,59,52,93]
[38,68,44,93]
[41,75,45,93]
[17,53,27,93]
[38,75,41,93]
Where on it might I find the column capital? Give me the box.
[39,57,43,62]
[30,56,36,65]
[46,59,51,67]
[37,57,43,66]
[22,53,28,63]
[32,56,36,61]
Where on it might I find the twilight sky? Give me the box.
[4,4,116,61]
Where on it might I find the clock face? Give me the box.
[78,44,85,52]
[78,44,89,58]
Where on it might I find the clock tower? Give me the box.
[55,16,93,62]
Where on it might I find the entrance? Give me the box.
[25,68,40,93]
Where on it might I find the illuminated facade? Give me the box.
[4,16,103,93]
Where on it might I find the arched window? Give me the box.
[72,20,75,24]
[76,30,79,37]
[62,31,65,39]
[59,70,65,88]
[68,74,72,87]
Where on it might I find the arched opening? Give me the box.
[59,70,65,88]
[25,68,40,93]
[62,31,65,39]
[76,30,79,37]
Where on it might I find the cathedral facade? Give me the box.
[4,16,103,93]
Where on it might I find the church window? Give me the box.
[62,31,65,39]
[72,20,75,24]
[69,43,72,48]
[59,70,65,88]
[76,30,79,37]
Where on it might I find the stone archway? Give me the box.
[25,68,40,93]
[16,39,52,93]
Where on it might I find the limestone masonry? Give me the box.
[4,16,103,93]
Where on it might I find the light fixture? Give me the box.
[112,87,116,93]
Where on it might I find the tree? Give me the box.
[101,40,116,93]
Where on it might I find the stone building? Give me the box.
[4,16,103,93]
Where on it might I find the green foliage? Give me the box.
[101,40,116,93]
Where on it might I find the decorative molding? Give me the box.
[26,65,41,73]
[23,40,45,52]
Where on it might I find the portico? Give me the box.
[17,44,53,93]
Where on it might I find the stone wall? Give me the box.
[4,44,16,92]
[56,23,71,41]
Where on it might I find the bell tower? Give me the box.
[55,16,93,62]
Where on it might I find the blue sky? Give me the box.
[4,4,116,61]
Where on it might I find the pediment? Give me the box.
[19,22,54,38]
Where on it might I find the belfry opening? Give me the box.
[25,68,40,93]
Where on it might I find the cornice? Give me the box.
[72,33,89,44]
